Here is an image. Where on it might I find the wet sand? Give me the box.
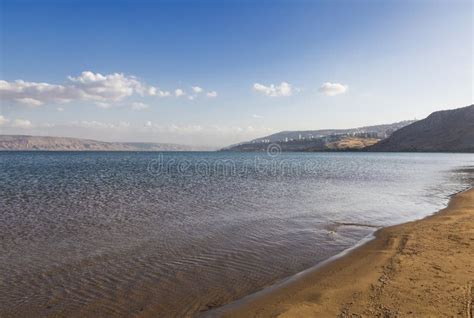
[219,188,474,317]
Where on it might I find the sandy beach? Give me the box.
[219,188,474,317]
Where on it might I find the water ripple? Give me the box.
[0,152,472,317]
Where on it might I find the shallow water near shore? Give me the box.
[1,152,473,317]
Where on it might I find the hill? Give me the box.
[223,121,415,152]
[0,135,202,151]
[246,121,415,144]
[368,105,474,152]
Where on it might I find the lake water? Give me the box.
[0,152,473,317]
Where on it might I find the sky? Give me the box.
[0,0,472,147]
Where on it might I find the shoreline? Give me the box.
[208,187,474,317]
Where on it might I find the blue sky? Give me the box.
[0,0,472,146]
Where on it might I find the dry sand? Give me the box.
[220,188,474,317]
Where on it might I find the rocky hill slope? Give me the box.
[368,105,474,152]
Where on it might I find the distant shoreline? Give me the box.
[1,149,473,153]
[210,187,474,317]
[0,135,213,151]
[220,149,474,153]
[0,149,213,152]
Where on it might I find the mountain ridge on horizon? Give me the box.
[222,120,416,152]
[0,120,415,152]
[244,120,416,145]
[2,105,472,152]
[223,104,474,153]
[0,135,212,151]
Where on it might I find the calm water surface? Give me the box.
[0,152,473,317]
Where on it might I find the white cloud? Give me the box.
[71,120,130,129]
[117,121,130,128]
[188,95,195,100]
[0,115,9,126]
[141,122,272,136]
[206,91,218,98]
[95,102,112,109]
[175,88,185,97]
[192,86,203,93]
[0,71,172,107]
[319,82,348,96]
[0,79,70,105]
[57,107,64,112]
[252,114,262,118]
[0,115,32,128]
[67,71,157,101]
[147,86,170,97]
[11,119,32,129]
[15,97,44,107]
[157,90,171,97]
[131,102,149,110]
[253,82,293,97]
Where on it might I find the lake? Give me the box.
[0,151,473,317]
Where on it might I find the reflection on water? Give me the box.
[0,152,472,317]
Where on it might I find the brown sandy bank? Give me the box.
[219,188,474,317]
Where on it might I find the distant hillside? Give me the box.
[326,137,380,150]
[223,120,414,152]
[0,135,203,151]
[368,105,474,152]
[246,121,415,144]
[224,136,380,152]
